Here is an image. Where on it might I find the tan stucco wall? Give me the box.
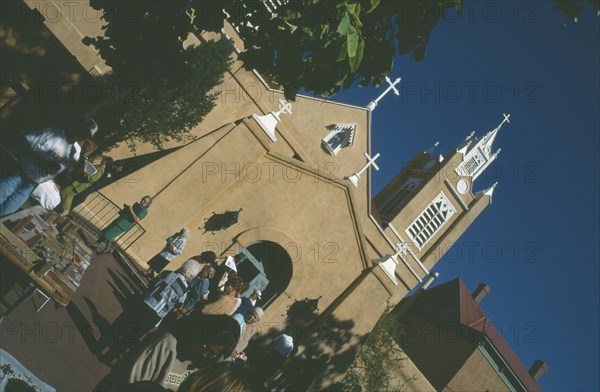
[22,0,109,74]
[96,117,376,323]
[447,349,511,391]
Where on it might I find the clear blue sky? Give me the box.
[332,2,599,391]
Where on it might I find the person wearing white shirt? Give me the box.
[0,120,97,216]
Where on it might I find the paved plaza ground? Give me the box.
[0,243,145,391]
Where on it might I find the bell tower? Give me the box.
[455,113,509,180]
[374,114,510,270]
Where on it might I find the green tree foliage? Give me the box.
[95,39,233,151]
[202,0,462,100]
[87,0,233,150]
[553,0,600,22]
[86,0,600,150]
[340,311,407,392]
[88,0,462,137]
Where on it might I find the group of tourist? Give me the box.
[91,197,332,391]
[98,243,301,391]
[1,123,330,391]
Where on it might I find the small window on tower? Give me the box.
[322,123,357,156]
[463,153,484,175]
[378,178,424,220]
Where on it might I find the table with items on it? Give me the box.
[0,206,93,308]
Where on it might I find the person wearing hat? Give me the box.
[254,333,295,387]
[233,290,262,318]
[145,228,191,278]
[141,259,202,326]
[230,307,264,361]
[0,119,98,216]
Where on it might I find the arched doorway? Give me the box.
[234,241,292,310]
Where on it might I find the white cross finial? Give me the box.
[386,76,401,96]
[393,242,408,257]
[493,113,511,133]
[346,152,381,187]
[275,99,293,118]
[367,76,401,110]
[356,152,380,175]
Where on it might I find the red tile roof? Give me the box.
[455,279,542,392]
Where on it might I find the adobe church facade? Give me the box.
[62,20,509,387]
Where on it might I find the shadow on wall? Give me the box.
[201,209,243,235]
[246,295,362,390]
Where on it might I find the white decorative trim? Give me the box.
[251,99,292,142]
[456,179,469,194]
[321,123,357,156]
[481,182,498,204]
[367,76,401,110]
[252,113,279,142]
[376,255,399,285]
[455,114,509,181]
[405,192,456,250]
[388,223,429,275]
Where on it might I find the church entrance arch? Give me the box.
[234,241,292,310]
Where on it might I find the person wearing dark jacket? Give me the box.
[98,314,241,391]
[105,260,201,363]
[176,265,215,316]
